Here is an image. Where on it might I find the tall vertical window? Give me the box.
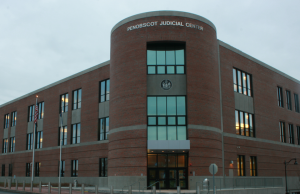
[250,156,257,176]
[36,131,43,149]
[235,110,254,137]
[26,133,33,150]
[295,93,299,113]
[72,89,82,110]
[237,155,245,176]
[147,43,185,75]
[25,163,30,177]
[99,117,109,140]
[72,123,81,144]
[8,164,12,177]
[60,94,69,113]
[28,105,35,122]
[10,137,15,152]
[35,162,41,177]
[11,112,17,127]
[286,90,292,110]
[99,158,107,177]
[233,68,252,96]
[59,161,65,177]
[100,80,110,102]
[277,87,284,107]
[59,126,67,146]
[71,160,78,177]
[279,122,286,143]
[2,164,5,176]
[38,102,44,119]
[288,124,294,144]
[4,114,9,129]
[147,96,186,140]
[2,139,8,153]
[297,126,300,145]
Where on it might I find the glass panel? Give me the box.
[235,110,240,135]
[169,180,177,189]
[179,169,186,179]
[177,126,186,140]
[157,51,165,65]
[148,117,156,125]
[78,89,82,109]
[77,124,81,143]
[239,112,244,136]
[147,97,156,115]
[167,117,176,125]
[245,113,249,136]
[106,117,109,139]
[242,72,247,95]
[148,126,157,140]
[159,170,166,179]
[167,126,176,140]
[157,66,165,74]
[178,155,186,167]
[180,180,186,189]
[175,50,184,65]
[157,155,167,167]
[233,69,237,92]
[167,66,175,74]
[157,97,166,115]
[73,91,77,109]
[158,117,166,125]
[168,155,177,167]
[167,97,176,115]
[159,180,166,189]
[237,157,240,176]
[147,50,156,65]
[148,154,157,167]
[148,170,156,179]
[65,94,68,111]
[148,66,156,74]
[247,74,251,96]
[157,126,167,140]
[106,80,110,101]
[176,66,184,74]
[177,97,186,115]
[177,117,186,125]
[237,70,242,93]
[166,50,175,65]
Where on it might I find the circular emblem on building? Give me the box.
[161,80,172,90]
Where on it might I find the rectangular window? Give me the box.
[279,122,286,143]
[26,133,33,150]
[8,164,12,177]
[295,93,299,113]
[286,90,292,110]
[235,110,255,137]
[4,114,9,129]
[28,105,35,122]
[2,164,5,176]
[38,102,44,119]
[60,94,69,113]
[233,68,252,96]
[10,137,15,152]
[35,162,40,177]
[59,161,65,177]
[11,112,17,127]
[72,89,82,110]
[249,156,257,176]
[2,139,8,153]
[71,123,81,144]
[237,155,245,176]
[25,163,30,177]
[297,126,300,145]
[71,160,78,177]
[36,131,43,149]
[147,43,185,75]
[277,87,284,107]
[59,126,67,146]
[288,124,294,144]
[99,158,107,177]
[147,96,187,140]
[99,117,109,140]
[100,79,110,102]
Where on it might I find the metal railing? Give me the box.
[141,181,160,194]
[121,181,140,194]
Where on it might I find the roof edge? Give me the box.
[0,60,110,108]
[218,40,300,85]
[111,10,216,34]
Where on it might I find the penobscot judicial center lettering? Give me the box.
[127,21,204,31]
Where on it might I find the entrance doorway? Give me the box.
[147,154,188,189]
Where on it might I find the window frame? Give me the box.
[99,117,109,141]
[295,93,300,113]
[58,160,65,177]
[58,126,68,146]
[38,102,45,119]
[71,123,81,144]
[235,110,255,137]
[279,121,286,143]
[28,105,35,122]
[35,131,43,149]
[249,156,257,176]
[99,158,108,177]
[297,126,300,145]
[237,155,245,176]
[26,133,33,150]
[286,90,292,110]
[72,89,82,110]
[1,164,5,176]
[60,93,69,113]
[10,137,15,152]
[4,114,9,129]
[288,124,294,144]
[277,87,284,107]
[35,162,40,177]
[233,68,252,97]
[71,160,78,177]
[2,139,8,153]
[25,163,30,177]
[99,79,110,103]
[11,111,17,127]
[8,164,12,177]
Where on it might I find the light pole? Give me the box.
[284,158,298,194]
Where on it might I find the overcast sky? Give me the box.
[1,0,300,105]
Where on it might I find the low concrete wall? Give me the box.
[108,176,147,189]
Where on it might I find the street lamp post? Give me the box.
[284,158,298,194]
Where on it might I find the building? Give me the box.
[0,11,300,192]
